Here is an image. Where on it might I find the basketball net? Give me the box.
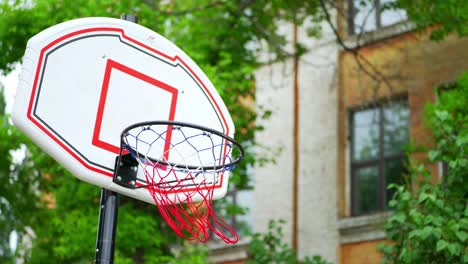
[120,122,243,243]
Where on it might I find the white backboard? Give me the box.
[12,17,234,204]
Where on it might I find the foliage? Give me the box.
[170,244,208,264]
[0,0,326,262]
[0,91,41,262]
[393,0,468,41]
[379,73,468,263]
[247,219,332,264]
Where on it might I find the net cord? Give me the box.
[117,121,244,243]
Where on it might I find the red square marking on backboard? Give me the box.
[92,59,178,155]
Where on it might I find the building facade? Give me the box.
[210,1,468,263]
[254,15,340,262]
[337,0,468,262]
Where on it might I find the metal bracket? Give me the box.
[113,153,139,189]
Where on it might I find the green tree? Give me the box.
[0,0,325,262]
[393,0,468,41]
[247,220,332,264]
[379,73,468,263]
[0,85,43,263]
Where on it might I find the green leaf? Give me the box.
[447,243,463,256]
[436,240,448,252]
[455,134,468,147]
[420,226,433,239]
[428,150,439,161]
[409,209,423,225]
[433,227,443,239]
[435,110,450,121]
[456,231,468,242]
[401,191,411,201]
[392,213,406,224]
[408,229,421,239]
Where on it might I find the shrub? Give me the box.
[380,73,468,263]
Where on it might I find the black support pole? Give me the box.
[95,189,119,264]
[94,14,138,264]
[120,14,138,23]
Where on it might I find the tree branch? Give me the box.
[157,1,223,16]
[318,0,397,96]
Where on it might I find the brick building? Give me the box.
[209,1,468,263]
[337,0,468,261]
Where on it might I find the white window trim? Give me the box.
[342,0,416,48]
[339,212,390,243]
[206,238,250,263]
[344,21,416,48]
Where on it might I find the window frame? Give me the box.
[347,0,405,36]
[349,99,408,216]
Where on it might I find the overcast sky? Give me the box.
[1,64,20,114]
[0,64,21,253]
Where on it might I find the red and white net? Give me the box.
[120,122,243,243]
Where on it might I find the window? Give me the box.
[348,0,407,35]
[350,100,409,216]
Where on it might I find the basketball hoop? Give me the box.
[12,17,246,260]
[113,121,244,243]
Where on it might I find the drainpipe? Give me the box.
[292,22,299,260]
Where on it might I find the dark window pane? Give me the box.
[442,162,449,177]
[354,166,379,215]
[385,158,407,203]
[352,108,380,161]
[380,0,407,27]
[383,101,409,156]
[352,0,377,34]
[350,99,408,215]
